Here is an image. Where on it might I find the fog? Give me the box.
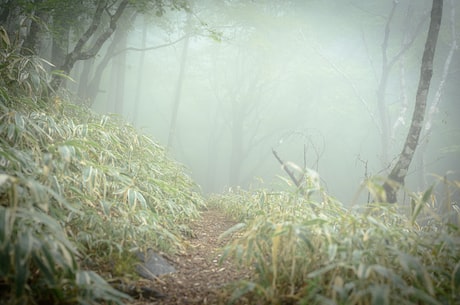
[86,0,460,204]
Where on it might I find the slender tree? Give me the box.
[167,11,191,150]
[376,1,428,166]
[132,15,148,125]
[416,0,457,189]
[382,0,443,203]
[50,0,130,90]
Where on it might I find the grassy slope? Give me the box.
[209,185,460,304]
[0,91,204,304]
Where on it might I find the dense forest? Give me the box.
[0,0,459,304]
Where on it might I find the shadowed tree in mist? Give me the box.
[0,0,191,93]
[210,47,280,188]
[297,1,455,203]
[167,11,192,150]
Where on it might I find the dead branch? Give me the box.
[272,148,301,188]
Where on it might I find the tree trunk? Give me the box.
[132,15,148,126]
[113,33,127,115]
[229,113,244,187]
[416,0,457,190]
[106,31,128,115]
[77,58,94,104]
[167,13,191,150]
[82,22,130,105]
[50,0,129,90]
[21,8,49,56]
[383,0,443,203]
[51,25,70,72]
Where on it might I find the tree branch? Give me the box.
[110,34,189,57]
[51,0,130,90]
[272,148,301,188]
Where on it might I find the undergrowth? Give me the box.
[1,25,459,305]
[0,92,204,304]
[210,182,460,305]
[0,36,204,303]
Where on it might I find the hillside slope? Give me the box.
[0,92,204,304]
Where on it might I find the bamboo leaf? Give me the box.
[370,284,390,305]
[218,223,246,242]
[0,205,13,250]
[229,281,257,304]
[451,262,460,293]
[14,232,31,297]
[307,263,338,278]
[14,113,25,130]
[127,188,136,208]
[328,243,337,262]
[31,250,55,286]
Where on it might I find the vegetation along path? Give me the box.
[130,208,250,305]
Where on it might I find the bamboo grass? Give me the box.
[211,182,460,304]
[0,39,204,303]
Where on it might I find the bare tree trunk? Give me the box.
[107,31,128,115]
[417,0,457,189]
[383,0,443,203]
[21,8,49,55]
[132,15,148,126]
[229,112,244,187]
[82,22,130,105]
[77,58,94,104]
[167,13,191,150]
[205,107,225,192]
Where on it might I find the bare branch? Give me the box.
[272,148,301,188]
[111,34,189,57]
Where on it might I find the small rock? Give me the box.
[135,249,176,280]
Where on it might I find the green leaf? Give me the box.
[370,284,390,305]
[14,232,31,297]
[421,185,434,204]
[7,123,15,140]
[0,207,12,246]
[31,250,55,286]
[370,265,405,287]
[406,287,442,305]
[100,200,112,216]
[307,263,338,278]
[14,113,25,129]
[398,252,434,295]
[135,191,147,209]
[229,281,257,304]
[127,188,136,208]
[218,223,246,242]
[452,262,460,292]
[327,243,337,262]
[410,185,434,225]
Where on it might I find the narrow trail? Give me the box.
[130,208,250,305]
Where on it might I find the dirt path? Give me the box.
[130,208,250,305]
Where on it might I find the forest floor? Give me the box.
[129,208,252,305]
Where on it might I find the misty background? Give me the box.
[66,0,459,204]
